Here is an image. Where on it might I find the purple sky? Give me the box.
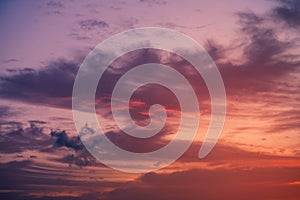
[0,0,299,199]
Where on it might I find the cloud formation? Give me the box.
[51,130,83,151]
[273,0,300,28]
[102,166,300,200]
[0,59,79,108]
[1,1,300,199]
[79,19,109,30]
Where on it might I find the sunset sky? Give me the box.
[0,0,300,199]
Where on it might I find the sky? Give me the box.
[0,0,300,199]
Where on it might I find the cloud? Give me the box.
[1,58,19,64]
[0,120,96,167]
[55,152,96,168]
[157,22,210,30]
[237,13,290,66]
[0,1,299,160]
[0,49,175,110]
[0,40,227,114]
[1,2,297,111]
[0,121,51,154]
[28,120,47,125]
[264,109,300,133]
[0,106,10,118]
[0,119,299,200]
[0,59,79,108]
[102,166,300,200]
[46,1,65,9]
[51,130,83,151]
[204,8,300,100]
[208,5,300,138]
[79,19,109,30]
[234,10,297,68]
[0,120,103,173]
[139,0,167,6]
[101,142,300,199]
[0,160,119,200]
[44,0,66,15]
[273,0,300,28]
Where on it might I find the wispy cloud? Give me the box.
[79,19,109,30]
[272,0,300,29]
[1,1,300,199]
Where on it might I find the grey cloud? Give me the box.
[28,120,47,125]
[69,17,108,41]
[0,59,79,108]
[237,11,293,67]
[208,9,300,97]
[273,0,300,28]
[51,130,83,151]
[0,121,51,154]
[48,128,99,167]
[203,6,300,137]
[0,106,10,118]
[205,39,227,62]
[46,1,65,9]
[0,120,98,168]
[44,0,66,16]
[56,153,96,168]
[79,19,108,30]
[0,160,118,200]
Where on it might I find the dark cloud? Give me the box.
[0,106,10,118]
[0,120,299,200]
[1,2,297,110]
[273,0,300,28]
[0,120,23,136]
[49,116,72,121]
[79,19,108,30]
[0,160,119,200]
[0,121,51,154]
[203,4,300,139]
[104,142,300,199]
[205,39,227,62]
[0,47,206,113]
[46,1,65,9]
[28,120,47,125]
[241,12,294,63]
[48,129,100,167]
[69,17,109,40]
[207,9,300,98]
[102,166,300,200]
[0,120,98,168]
[56,152,96,168]
[51,130,83,151]
[0,0,299,164]
[44,0,65,15]
[0,59,79,108]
